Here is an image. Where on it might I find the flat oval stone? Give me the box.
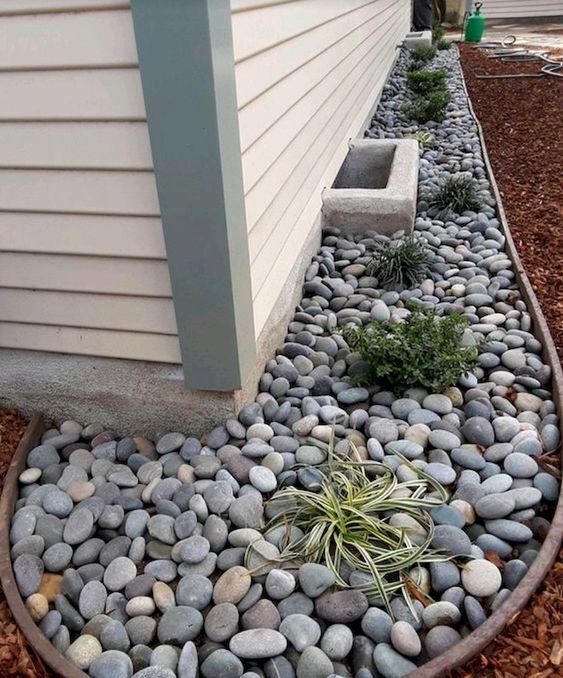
[157,606,203,645]
[14,553,44,597]
[89,650,133,678]
[373,643,417,677]
[431,525,472,555]
[461,559,502,597]
[422,601,461,628]
[229,629,287,659]
[298,563,336,598]
[315,590,368,623]
[103,557,137,592]
[475,491,516,519]
[390,620,421,657]
[485,519,533,542]
[213,566,252,604]
[63,508,94,545]
[201,649,243,678]
[65,634,102,670]
[504,453,538,478]
[279,613,321,652]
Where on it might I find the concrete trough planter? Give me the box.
[322,139,419,235]
[404,30,432,50]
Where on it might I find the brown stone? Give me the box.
[38,573,63,602]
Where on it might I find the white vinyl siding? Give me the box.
[484,0,563,18]
[0,2,180,363]
[231,0,411,338]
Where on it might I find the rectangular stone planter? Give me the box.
[404,30,432,49]
[322,138,419,235]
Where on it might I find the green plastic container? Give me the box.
[464,2,485,43]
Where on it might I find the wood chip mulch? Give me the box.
[459,42,563,359]
[455,549,563,677]
[0,408,50,677]
[456,42,563,677]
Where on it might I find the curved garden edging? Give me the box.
[0,45,561,678]
[405,45,563,678]
[0,412,87,678]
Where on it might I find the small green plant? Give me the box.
[406,68,447,95]
[430,175,481,214]
[410,44,436,67]
[367,235,433,290]
[436,37,452,50]
[432,22,445,43]
[342,309,478,394]
[407,130,437,148]
[402,88,451,123]
[258,436,448,612]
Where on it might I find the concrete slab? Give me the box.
[321,139,419,235]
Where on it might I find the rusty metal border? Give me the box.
[0,412,87,678]
[0,47,561,678]
[408,45,563,677]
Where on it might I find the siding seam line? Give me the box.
[240,0,397,176]
[246,6,400,236]
[234,0,378,64]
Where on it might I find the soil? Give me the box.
[458,42,563,360]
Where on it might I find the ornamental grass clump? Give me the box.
[367,234,433,290]
[430,175,481,215]
[342,309,478,394]
[406,68,446,95]
[263,437,448,610]
[436,37,452,50]
[406,130,437,148]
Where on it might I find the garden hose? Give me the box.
[473,35,563,80]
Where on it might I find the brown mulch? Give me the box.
[455,549,563,677]
[459,42,563,359]
[455,43,563,677]
[0,408,50,677]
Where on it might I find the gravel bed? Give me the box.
[9,46,561,678]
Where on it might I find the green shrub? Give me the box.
[410,44,436,67]
[367,235,433,290]
[402,87,451,123]
[430,175,481,214]
[342,310,478,394]
[258,436,448,610]
[436,37,452,50]
[432,22,445,43]
[406,68,447,95]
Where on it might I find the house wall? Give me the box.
[483,0,563,18]
[0,0,181,363]
[230,0,412,339]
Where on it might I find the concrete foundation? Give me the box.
[0,217,323,438]
[321,139,419,235]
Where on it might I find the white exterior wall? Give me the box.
[230,0,412,339]
[0,1,181,363]
[484,0,563,18]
